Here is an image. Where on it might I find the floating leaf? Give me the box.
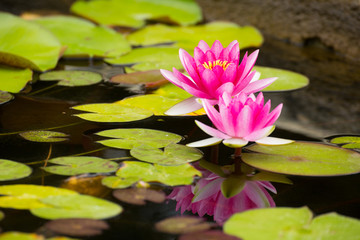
[44,218,109,237]
[43,156,118,176]
[0,232,44,240]
[106,46,182,72]
[127,22,263,50]
[72,103,153,123]
[152,82,192,99]
[70,0,202,28]
[130,143,203,165]
[110,70,168,88]
[243,142,360,176]
[0,12,62,71]
[179,230,242,240]
[96,128,182,149]
[19,130,68,142]
[112,188,166,205]
[329,136,360,149]
[61,175,110,197]
[0,185,77,209]
[0,65,32,93]
[0,159,32,181]
[155,216,212,234]
[0,91,13,104]
[253,66,309,92]
[224,207,360,240]
[39,70,102,87]
[31,194,122,220]
[101,176,138,189]
[34,16,131,58]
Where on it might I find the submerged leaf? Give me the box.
[71,0,202,28]
[0,65,32,93]
[0,12,62,71]
[0,91,13,104]
[110,70,168,88]
[0,159,32,181]
[179,230,241,240]
[155,216,212,234]
[39,70,102,87]
[112,188,166,205]
[19,130,68,142]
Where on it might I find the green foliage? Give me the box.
[0,65,32,93]
[0,232,45,240]
[0,159,32,181]
[39,70,102,87]
[330,136,360,149]
[19,130,68,142]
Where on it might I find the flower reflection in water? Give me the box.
[167,164,276,224]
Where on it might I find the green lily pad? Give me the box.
[0,12,62,71]
[0,184,77,209]
[0,65,32,93]
[329,136,360,149]
[0,91,13,104]
[39,70,102,87]
[30,194,122,220]
[43,156,119,176]
[224,207,360,240]
[70,0,202,28]
[0,159,32,181]
[101,176,139,189]
[106,46,182,72]
[130,143,203,165]
[0,232,45,240]
[253,66,309,92]
[152,82,192,99]
[72,103,153,123]
[127,21,263,50]
[96,128,183,149]
[34,16,131,58]
[19,130,68,142]
[110,70,168,88]
[243,142,360,176]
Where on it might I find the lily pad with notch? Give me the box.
[0,159,32,181]
[243,142,360,176]
[130,143,203,165]
[39,70,102,87]
[326,135,360,149]
[19,130,68,143]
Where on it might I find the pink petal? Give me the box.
[223,138,249,148]
[202,100,225,131]
[181,83,212,99]
[242,77,277,95]
[201,68,221,96]
[212,65,224,79]
[194,47,206,65]
[220,63,237,84]
[244,125,275,141]
[235,106,252,137]
[250,71,261,83]
[265,103,283,126]
[173,68,198,89]
[195,120,230,139]
[165,97,203,115]
[192,178,223,203]
[255,137,294,145]
[205,50,216,63]
[257,181,277,194]
[160,69,183,89]
[210,40,224,58]
[179,49,200,82]
[233,70,256,95]
[245,182,272,208]
[215,82,235,97]
[186,137,223,148]
[197,40,210,52]
[238,50,259,80]
[228,41,240,64]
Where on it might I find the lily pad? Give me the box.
[34,16,131,58]
[105,46,182,72]
[224,207,360,240]
[39,70,102,87]
[0,184,77,209]
[101,176,139,189]
[43,156,118,176]
[243,142,360,176]
[130,143,203,165]
[112,188,166,205]
[19,130,68,142]
[30,194,123,220]
[72,103,153,123]
[155,216,212,234]
[0,159,32,181]
[0,12,62,71]
[253,66,309,92]
[179,230,242,240]
[70,0,202,28]
[110,70,168,88]
[0,232,45,240]
[329,136,360,149]
[127,21,263,50]
[96,128,182,149]
[0,91,13,104]
[0,65,32,93]
[152,82,192,99]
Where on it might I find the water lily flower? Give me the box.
[160,40,277,115]
[167,166,276,224]
[187,92,293,148]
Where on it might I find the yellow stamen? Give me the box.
[202,60,231,70]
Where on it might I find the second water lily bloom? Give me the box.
[187,92,293,148]
[160,40,277,115]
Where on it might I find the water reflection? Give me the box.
[168,164,276,224]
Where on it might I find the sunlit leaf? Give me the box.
[253,66,309,92]
[44,218,109,237]
[0,159,32,181]
[70,0,202,28]
[105,46,182,72]
[19,130,68,142]
[243,142,360,176]
[0,232,44,240]
[101,176,138,189]
[72,103,153,123]
[224,207,360,240]
[0,65,32,93]
[0,185,77,209]
[112,188,166,205]
[0,91,13,104]
[96,128,182,149]
[43,156,118,176]
[110,70,168,88]
[130,143,203,165]
[127,21,263,50]
[152,82,192,99]
[34,16,131,58]
[179,230,241,240]
[0,12,62,71]
[31,194,122,220]
[155,216,212,234]
[39,70,102,87]
[329,135,360,149]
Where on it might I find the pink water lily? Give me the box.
[160,40,277,115]
[167,166,276,224]
[187,92,293,148]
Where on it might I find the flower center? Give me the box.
[202,60,231,70]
